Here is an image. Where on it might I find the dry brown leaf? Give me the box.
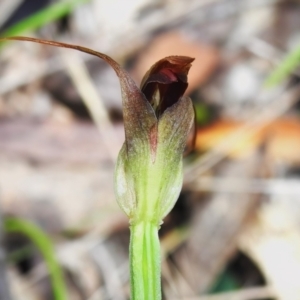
[195,117,300,164]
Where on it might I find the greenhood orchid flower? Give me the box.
[113,55,194,300]
[115,56,195,225]
[0,36,194,300]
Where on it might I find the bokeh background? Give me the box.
[0,0,300,299]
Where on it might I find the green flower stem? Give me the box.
[130,221,161,300]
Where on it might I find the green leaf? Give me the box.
[1,0,90,38]
[264,43,300,88]
[4,217,67,300]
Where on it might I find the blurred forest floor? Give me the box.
[1,0,300,299]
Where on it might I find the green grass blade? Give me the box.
[4,217,67,300]
[264,43,300,88]
[1,0,90,37]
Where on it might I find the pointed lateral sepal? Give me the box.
[155,96,194,219]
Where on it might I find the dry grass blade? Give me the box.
[91,243,126,300]
[190,178,300,195]
[59,49,120,161]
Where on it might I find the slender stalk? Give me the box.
[130,222,161,300]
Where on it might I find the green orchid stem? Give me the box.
[130,221,161,300]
